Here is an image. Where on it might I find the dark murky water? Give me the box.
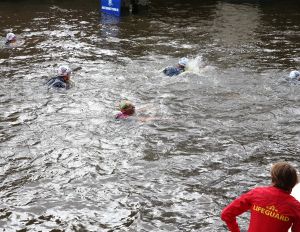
[0,0,300,231]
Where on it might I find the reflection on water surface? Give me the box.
[0,0,299,231]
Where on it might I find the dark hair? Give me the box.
[271,162,298,192]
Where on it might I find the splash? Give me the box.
[184,55,216,76]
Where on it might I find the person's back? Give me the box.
[221,162,300,232]
[46,76,68,89]
[163,66,183,76]
[246,186,300,232]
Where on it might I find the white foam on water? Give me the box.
[184,55,216,76]
[185,55,204,73]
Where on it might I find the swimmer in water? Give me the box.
[289,70,300,81]
[46,65,72,89]
[115,100,135,119]
[5,32,17,45]
[163,57,189,77]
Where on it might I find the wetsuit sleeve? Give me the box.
[46,77,56,86]
[221,190,253,232]
[47,77,67,89]
[116,112,127,119]
[55,81,66,88]
[115,112,122,119]
[163,67,181,76]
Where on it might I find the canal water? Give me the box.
[0,0,299,231]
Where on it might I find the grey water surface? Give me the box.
[0,0,299,231]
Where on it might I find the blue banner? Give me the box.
[101,0,121,17]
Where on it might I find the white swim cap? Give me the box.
[57,65,71,76]
[289,70,300,79]
[6,32,16,42]
[178,57,189,67]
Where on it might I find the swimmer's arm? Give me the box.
[46,77,56,86]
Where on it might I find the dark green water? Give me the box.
[0,0,299,231]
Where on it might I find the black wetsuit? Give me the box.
[163,66,185,77]
[46,76,69,89]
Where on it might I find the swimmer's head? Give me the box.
[119,100,135,116]
[6,32,16,43]
[178,57,189,68]
[289,70,300,79]
[57,65,71,81]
